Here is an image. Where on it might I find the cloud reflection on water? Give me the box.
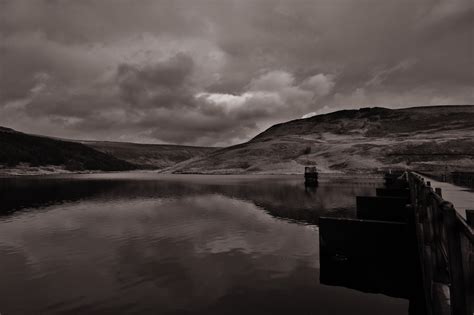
[0,175,406,314]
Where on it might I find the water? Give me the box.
[0,173,409,314]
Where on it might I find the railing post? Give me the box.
[444,202,468,314]
[466,210,474,228]
[430,197,445,282]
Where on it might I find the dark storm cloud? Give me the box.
[0,0,472,145]
[0,0,208,44]
[116,53,195,108]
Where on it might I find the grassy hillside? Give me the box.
[2,105,472,175]
[82,141,217,170]
[168,105,474,174]
[0,127,136,173]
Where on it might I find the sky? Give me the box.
[0,0,473,146]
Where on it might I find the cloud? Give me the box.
[199,70,333,124]
[365,59,417,87]
[0,0,472,146]
[116,53,195,109]
[301,74,335,97]
[248,71,295,92]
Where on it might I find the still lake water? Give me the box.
[0,173,409,314]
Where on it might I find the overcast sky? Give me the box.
[0,0,473,146]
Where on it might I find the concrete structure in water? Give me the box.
[319,171,474,315]
[304,166,318,186]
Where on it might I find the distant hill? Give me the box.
[0,127,218,175]
[168,105,474,174]
[0,127,136,173]
[81,141,217,169]
[2,105,473,175]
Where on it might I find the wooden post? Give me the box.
[435,188,442,198]
[444,203,468,315]
[466,209,474,228]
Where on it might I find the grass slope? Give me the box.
[169,105,474,174]
[82,141,218,170]
[0,127,136,172]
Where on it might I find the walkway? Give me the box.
[416,173,474,218]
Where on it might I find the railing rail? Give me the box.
[408,172,473,315]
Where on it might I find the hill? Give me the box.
[81,141,217,170]
[0,127,136,174]
[167,105,474,174]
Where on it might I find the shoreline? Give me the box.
[0,167,386,178]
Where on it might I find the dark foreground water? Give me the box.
[0,173,409,314]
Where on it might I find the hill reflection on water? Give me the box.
[0,173,380,224]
